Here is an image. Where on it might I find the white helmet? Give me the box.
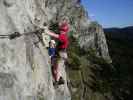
[50,40,56,44]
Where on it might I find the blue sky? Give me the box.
[81,0,133,28]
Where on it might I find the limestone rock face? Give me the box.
[78,23,111,61]
[0,0,70,100]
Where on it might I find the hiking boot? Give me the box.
[53,77,65,87]
[53,81,58,86]
[58,77,65,85]
[53,81,59,89]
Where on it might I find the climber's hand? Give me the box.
[43,26,49,33]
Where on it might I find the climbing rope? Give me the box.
[0,28,44,40]
[0,32,21,40]
[0,22,49,40]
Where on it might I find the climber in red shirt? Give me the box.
[44,18,69,85]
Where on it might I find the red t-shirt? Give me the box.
[58,33,69,49]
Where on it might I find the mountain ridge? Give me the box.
[104,26,133,40]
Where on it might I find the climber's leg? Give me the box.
[52,57,59,82]
[59,50,68,60]
[53,50,67,86]
[54,63,59,81]
[57,58,65,85]
[51,57,55,80]
[53,55,66,86]
[56,51,67,85]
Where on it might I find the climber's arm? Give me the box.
[46,30,59,39]
[44,27,59,38]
